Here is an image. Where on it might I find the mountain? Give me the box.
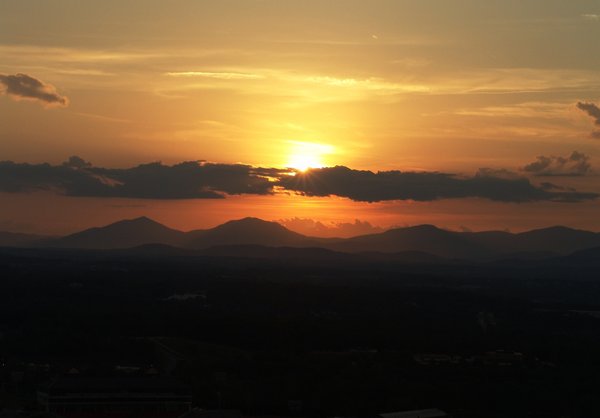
[45,217,314,251]
[325,224,488,259]
[0,231,51,248]
[20,217,600,260]
[185,217,310,249]
[198,245,445,264]
[514,226,600,255]
[559,246,600,267]
[46,217,187,249]
[200,244,352,261]
[358,250,444,264]
[458,226,600,258]
[325,225,600,259]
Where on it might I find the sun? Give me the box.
[288,154,322,172]
[285,141,333,172]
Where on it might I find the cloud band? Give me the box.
[0,158,597,203]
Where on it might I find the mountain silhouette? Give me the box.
[12,217,600,260]
[46,217,187,249]
[0,231,51,248]
[326,224,488,259]
[186,217,309,249]
[199,244,351,261]
[326,225,600,259]
[514,226,600,254]
[559,245,600,267]
[198,245,444,264]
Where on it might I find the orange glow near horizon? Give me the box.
[3,191,600,237]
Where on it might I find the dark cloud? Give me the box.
[577,102,600,125]
[577,101,600,138]
[0,158,281,199]
[539,182,578,193]
[0,73,69,107]
[276,166,598,203]
[62,156,92,169]
[0,158,597,203]
[522,151,592,176]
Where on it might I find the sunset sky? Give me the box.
[1,0,600,235]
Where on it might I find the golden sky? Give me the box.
[1,1,600,235]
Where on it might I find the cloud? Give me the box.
[577,102,600,125]
[276,166,598,203]
[62,156,92,169]
[0,73,69,107]
[301,75,430,93]
[0,158,283,199]
[539,182,573,192]
[577,101,600,138]
[522,151,592,176]
[279,217,385,238]
[0,158,597,203]
[582,14,600,21]
[165,71,264,80]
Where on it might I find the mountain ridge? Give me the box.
[2,216,599,260]
[43,216,187,249]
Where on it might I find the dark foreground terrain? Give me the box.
[1,247,600,418]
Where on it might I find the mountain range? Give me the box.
[2,216,600,261]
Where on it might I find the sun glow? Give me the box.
[288,154,322,172]
[285,141,334,172]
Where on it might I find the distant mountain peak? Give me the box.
[215,217,291,231]
[186,217,306,249]
[385,224,445,235]
[526,225,579,233]
[408,224,442,231]
[46,216,185,249]
[229,216,265,223]
[85,216,175,233]
[518,225,593,237]
[122,216,160,224]
[224,217,278,225]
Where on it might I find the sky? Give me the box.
[1,0,600,236]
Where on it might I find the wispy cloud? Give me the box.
[582,14,600,21]
[164,69,428,93]
[71,112,131,124]
[165,71,265,80]
[438,68,600,95]
[301,75,430,93]
[452,101,569,118]
[0,44,163,64]
[264,35,447,47]
[54,68,116,77]
[159,67,430,103]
